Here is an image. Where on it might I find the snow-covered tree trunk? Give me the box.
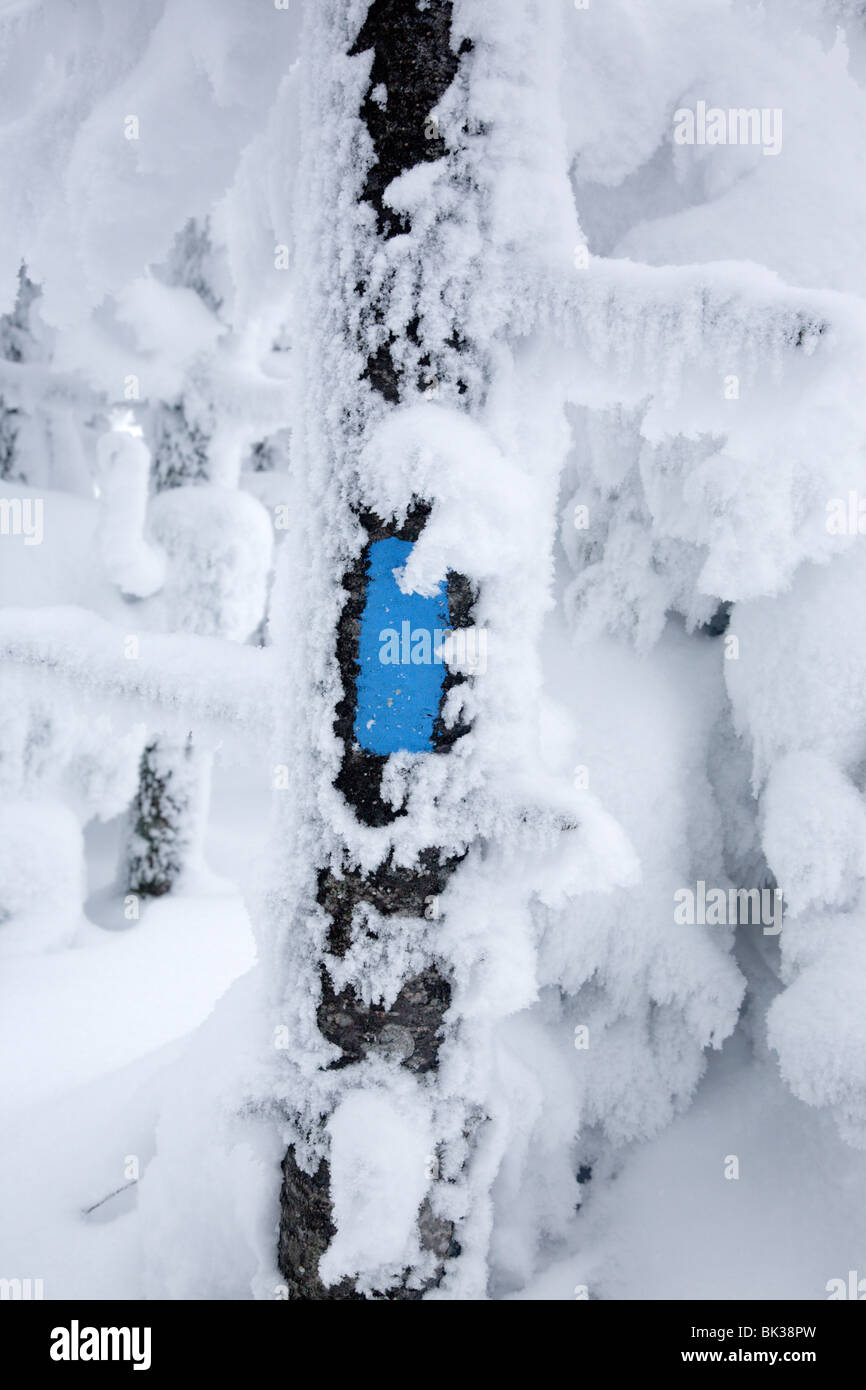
[125,734,211,899]
[121,479,273,900]
[121,222,227,902]
[121,416,213,900]
[0,268,45,483]
[274,0,476,1299]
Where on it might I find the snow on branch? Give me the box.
[0,358,104,413]
[0,607,274,748]
[541,257,846,404]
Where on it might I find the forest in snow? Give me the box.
[1,0,866,1303]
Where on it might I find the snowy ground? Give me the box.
[515,1038,866,1301]
[0,763,262,1299]
[2,669,863,1299]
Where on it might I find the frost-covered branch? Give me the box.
[0,607,274,747]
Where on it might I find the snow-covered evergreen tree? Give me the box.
[0,268,44,483]
[122,215,275,900]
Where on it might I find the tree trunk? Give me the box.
[125,735,212,898]
[121,223,219,900]
[0,268,43,483]
[276,0,477,1300]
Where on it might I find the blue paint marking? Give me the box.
[354,536,450,755]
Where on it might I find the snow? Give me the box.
[95,425,165,599]
[762,753,866,918]
[319,1086,434,1289]
[115,275,223,371]
[3,0,866,1306]
[0,606,275,751]
[0,882,255,1112]
[509,1034,866,1301]
[0,799,83,957]
[0,0,300,329]
[148,485,273,641]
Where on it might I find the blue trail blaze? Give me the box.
[354,537,449,755]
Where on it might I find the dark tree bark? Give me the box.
[125,734,209,898]
[0,268,43,483]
